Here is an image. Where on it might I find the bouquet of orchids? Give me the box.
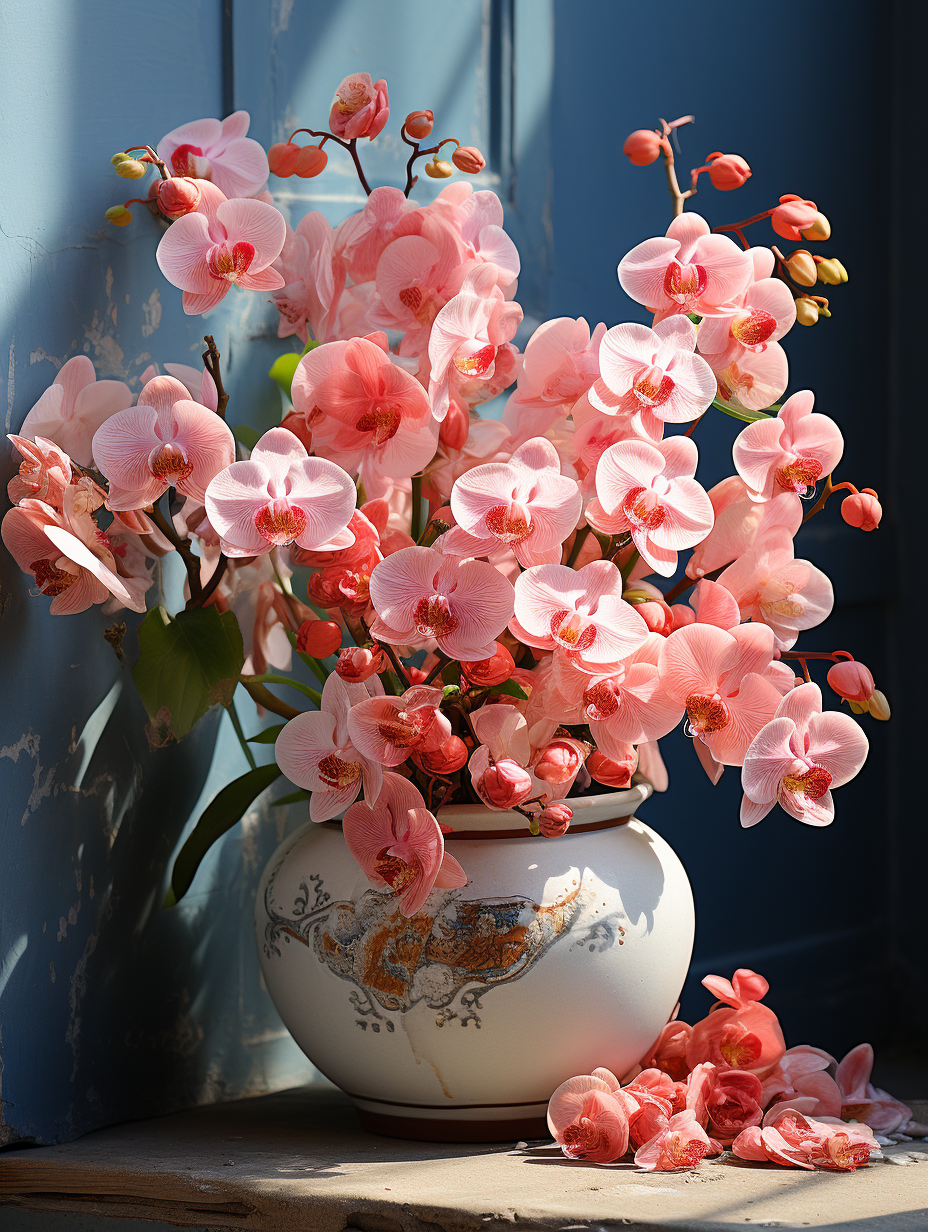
[2,78,889,912]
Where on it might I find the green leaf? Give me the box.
[486,679,528,700]
[164,762,282,906]
[711,396,775,425]
[232,423,260,450]
[271,788,312,808]
[132,606,245,741]
[248,723,286,744]
[268,352,302,398]
[247,672,321,707]
[441,660,461,686]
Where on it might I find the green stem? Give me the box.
[226,695,257,770]
[566,525,590,568]
[620,548,640,583]
[241,673,321,707]
[411,474,423,541]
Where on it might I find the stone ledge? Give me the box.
[0,1085,926,1232]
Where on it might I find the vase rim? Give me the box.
[435,776,653,834]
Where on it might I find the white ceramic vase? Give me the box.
[254,782,694,1141]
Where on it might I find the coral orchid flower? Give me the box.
[346,685,451,767]
[687,970,786,1077]
[328,73,390,141]
[634,1109,715,1171]
[732,390,843,502]
[834,1043,913,1134]
[717,530,833,648]
[18,355,133,468]
[547,1075,630,1163]
[503,316,606,442]
[158,111,270,199]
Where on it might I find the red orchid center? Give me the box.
[254,498,306,546]
[355,403,401,445]
[377,710,432,749]
[550,609,597,652]
[337,82,371,117]
[484,501,533,544]
[583,679,622,720]
[374,849,419,892]
[399,285,427,320]
[826,1136,871,1170]
[622,485,666,532]
[774,454,823,494]
[731,308,777,351]
[170,143,206,176]
[148,441,193,483]
[561,1116,608,1159]
[632,364,675,407]
[685,692,730,734]
[317,753,362,788]
[759,578,802,619]
[453,342,497,379]
[207,241,256,283]
[781,763,833,800]
[665,1133,709,1167]
[718,1029,762,1069]
[663,258,708,306]
[31,557,76,596]
[414,594,459,638]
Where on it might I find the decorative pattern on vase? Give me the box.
[262,861,625,1030]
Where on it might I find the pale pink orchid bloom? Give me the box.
[328,73,390,141]
[511,559,649,670]
[467,704,573,808]
[717,530,834,648]
[634,1110,714,1171]
[18,355,133,468]
[427,265,523,422]
[502,316,606,443]
[442,437,582,568]
[346,685,451,767]
[92,376,235,511]
[157,111,269,199]
[334,186,411,283]
[1,492,145,615]
[7,435,74,508]
[204,426,357,559]
[571,396,657,501]
[368,212,469,350]
[732,390,844,501]
[140,361,219,411]
[761,1046,842,1120]
[272,213,347,345]
[156,189,286,315]
[659,621,784,766]
[587,317,717,438]
[547,1075,631,1163]
[618,212,754,318]
[590,436,714,577]
[368,545,515,661]
[707,338,790,415]
[834,1043,913,1134]
[274,672,384,823]
[686,476,802,580]
[687,970,786,1077]
[342,772,466,918]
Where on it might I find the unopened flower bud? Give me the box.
[425,157,454,179]
[461,642,515,687]
[335,643,385,683]
[476,759,533,809]
[296,619,342,658]
[105,204,133,227]
[707,153,751,191]
[786,250,817,287]
[534,738,586,785]
[110,152,133,166]
[795,296,820,326]
[624,588,673,636]
[538,804,572,838]
[827,660,875,705]
[452,145,486,174]
[802,211,831,242]
[404,110,434,140]
[841,490,882,531]
[268,141,301,177]
[115,158,147,179]
[295,145,328,178]
[868,689,891,721]
[623,129,663,166]
[157,176,202,219]
[413,734,469,775]
[439,400,469,451]
[587,747,638,789]
[816,257,848,286]
[771,195,822,242]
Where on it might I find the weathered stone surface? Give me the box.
[1,1085,927,1231]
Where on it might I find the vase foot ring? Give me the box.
[356,1106,548,1143]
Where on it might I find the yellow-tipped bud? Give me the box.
[867,689,891,721]
[110,152,132,166]
[786,250,817,288]
[801,211,831,242]
[795,297,820,326]
[105,205,133,226]
[425,157,454,179]
[115,158,147,180]
[816,258,848,286]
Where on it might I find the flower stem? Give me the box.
[411,473,423,540]
[242,672,321,707]
[565,525,590,568]
[239,678,301,720]
[226,694,257,770]
[202,335,230,419]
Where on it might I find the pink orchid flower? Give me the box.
[1,492,145,615]
[156,188,286,315]
[547,1075,631,1163]
[427,265,523,422]
[732,390,844,501]
[511,559,649,670]
[342,772,466,917]
[707,339,789,416]
[686,476,802,581]
[346,685,451,767]
[334,186,410,283]
[328,73,390,141]
[91,376,235,511]
[761,1046,842,1119]
[834,1043,913,1134]
[640,1020,693,1083]
[685,1062,765,1144]
[687,970,786,1077]
[659,621,784,766]
[140,361,219,411]
[368,545,515,662]
[740,682,869,828]
[442,437,582,568]
[274,672,384,823]
[467,704,576,809]
[18,355,133,468]
[7,435,74,508]
[618,212,754,318]
[272,213,347,345]
[736,1107,878,1171]
[634,1110,715,1171]
[588,317,717,438]
[589,436,714,577]
[204,426,357,558]
[717,530,833,648]
[502,316,606,443]
[157,111,269,199]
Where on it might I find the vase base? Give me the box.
[355,1107,548,1143]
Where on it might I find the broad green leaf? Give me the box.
[485,679,528,700]
[132,605,245,741]
[248,723,286,744]
[164,762,282,906]
[232,423,260,450]
[711,396,775,424]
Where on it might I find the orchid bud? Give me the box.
[461,642,515,687]
[868,689,891,721]
[816,257,848,285]
[425,157,454,179]
[110,152,132,166]
[335,644,385,683]
[477,758,533,809]
[115,158,147,179]
[670,603,696,630]
[439,401,469,451]
[534,738,585,785]
[841,490,882,531]
[786,250,817,287]
[296,619,342,658]
[802,211,831,242]
[827,660,875,705]
[295,145,328,178]
[707,153,751,191]
[623,129,663,166]
[268,141,300,177]
[105,204,133,227]
[413,734,469,775]
[452,146,486,174]
[587,747,638,789]
[538,803,572,838]
[157,176,202,219]
[771,196,822,242]
[624,588,673,637]
[795,297,820,326]
[404,110,434,140]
